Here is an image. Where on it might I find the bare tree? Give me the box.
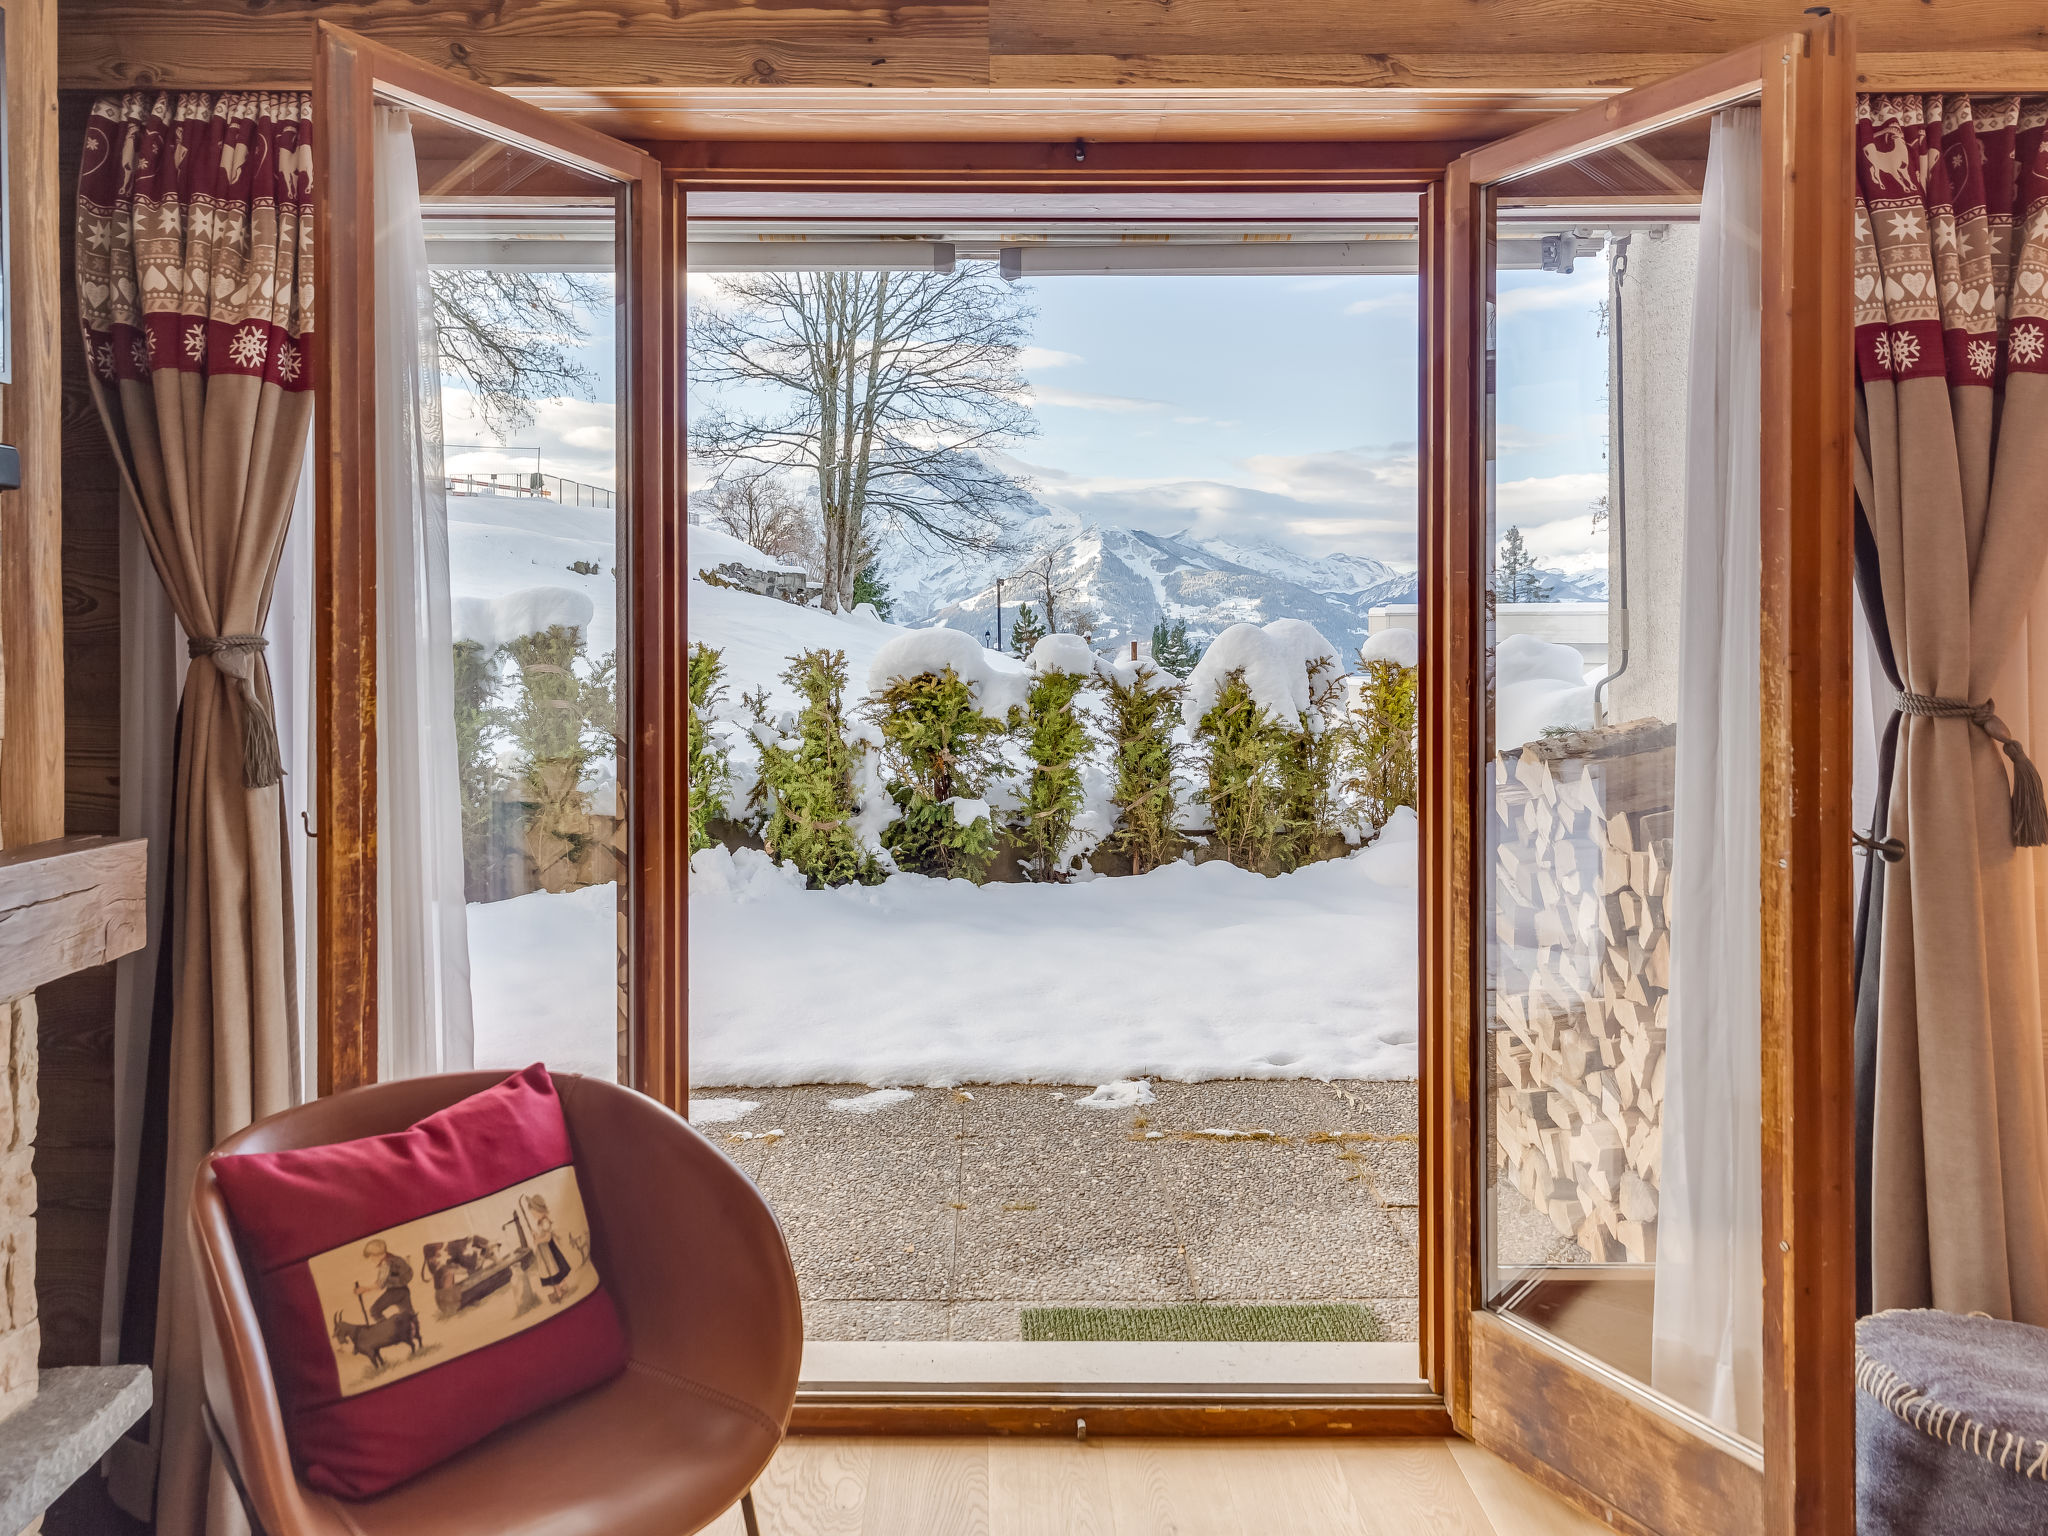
[1016,538,1080,635]
[689,268,1038,611]
[432,269,607,440]
[699,475,820,573]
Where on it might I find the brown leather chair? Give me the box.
[188,1071,803,1536]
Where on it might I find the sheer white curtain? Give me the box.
[270,441,318,1102]
[1650,102,1764,1441]
[374,104,474,1078]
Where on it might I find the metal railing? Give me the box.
[445,471,615,509]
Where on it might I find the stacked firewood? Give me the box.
[1491,719,1675,1265]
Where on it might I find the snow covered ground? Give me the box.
[684,811,1418,1088]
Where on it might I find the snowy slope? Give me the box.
[447,491,618,657]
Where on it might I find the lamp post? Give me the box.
[994,576,1005,651]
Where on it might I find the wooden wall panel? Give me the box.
[58,0,992,91]
[37,88,121,1372]
[7,0,63,848]
[55,0,2048,97]
[988,0,2048,74]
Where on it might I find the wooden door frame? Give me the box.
[1426,17,1857,1536]
[311,21,683,1108]
[670,144,1472,1437]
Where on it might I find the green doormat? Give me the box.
[1020,1302,1383,1343]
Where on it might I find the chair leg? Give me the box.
[740,1487,763,1536]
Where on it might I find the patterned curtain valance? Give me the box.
[76,91,315,393]
[1854,94,2048,387]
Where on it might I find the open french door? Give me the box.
[1423,16,1856,1536]
[311,24,685,1108]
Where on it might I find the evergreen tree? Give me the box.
[1149,617,1201,677]
[685,642,732,857]
[1498,525,1552,603]
[502,625,615,888]
[452,639,503,899]
[852,558,895,620]
[1193,669,1293,873]
[1012,663,1093,881]
[1276,655,1350,870]
[750,649,884,886]
[1100,662,1185,874]
[1344,655,1418,832]
[1008,602,1047,659]
[867,666,1011,881]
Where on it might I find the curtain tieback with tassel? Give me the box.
[1896,690,2048,848]
[188,632,284,790]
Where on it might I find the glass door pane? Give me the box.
[1482,104,1764,1441]
[374,106,630,1081]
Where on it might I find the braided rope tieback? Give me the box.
[1898,691,2048,848]
[189,633,284,789]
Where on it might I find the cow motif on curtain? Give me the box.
[79,92,315,404]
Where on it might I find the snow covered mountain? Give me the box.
[876,501,1420,663]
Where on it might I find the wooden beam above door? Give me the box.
[56,0,2048,126]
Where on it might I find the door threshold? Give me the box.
[799,1338,1425,1395]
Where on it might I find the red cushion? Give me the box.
[210,1064,629,1499]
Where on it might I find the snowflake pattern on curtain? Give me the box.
[1854,94,2048,387]
[75,91,315,393]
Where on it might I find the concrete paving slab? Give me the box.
[691,1078,1425,1342]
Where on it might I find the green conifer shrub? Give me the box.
[685,641,732,856]
[867,665,1010,881]
[1276,655,1350,870]
[852,559,895,620]
[1008,602,1048,659]
[1100,662,1186,874]
[452,638,502,898]
[1013,664,1093,881]
[1148,617,1201,678]
[501,625,616,887]
[1193,668,1293,873]
[749,649,884,887]
[1344,656,1419,832]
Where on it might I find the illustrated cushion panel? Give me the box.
[211,1064,630,1500]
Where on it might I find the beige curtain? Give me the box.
[76,91,314,1536]
[1854,93,2048,1322]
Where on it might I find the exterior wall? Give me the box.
[0,999,39,1425]
[1601,223,1696,729]
[1373,601,1608,675]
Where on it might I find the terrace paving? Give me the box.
[700,1078,1422,1342]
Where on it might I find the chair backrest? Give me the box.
[188,1073,803,1533]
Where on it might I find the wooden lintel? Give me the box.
[0,835,147,1000]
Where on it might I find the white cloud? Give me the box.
[1494,470,1607,527]
[1010,446,1421,565]
[440,389,619,492]
[1496,274,1606,318]
[1018,346,1084,370]
[1343,290,1418,316]
[1032,385,1169,414]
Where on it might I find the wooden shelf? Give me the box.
[0,836,146,1000]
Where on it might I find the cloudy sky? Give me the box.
[442,257,1613,579]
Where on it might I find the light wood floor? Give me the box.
[702,1436,1611,1536]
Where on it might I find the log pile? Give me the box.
[1491,719,1675,1265]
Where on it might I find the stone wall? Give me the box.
[1,995,41,1422]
